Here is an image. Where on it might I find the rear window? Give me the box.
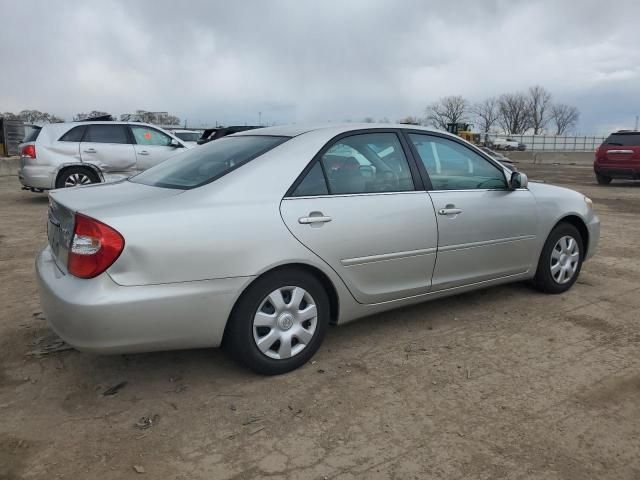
[23,127,41,143]
[174,132,201,142]
[59,125,87,142]
[605,133,640,146]
[130,135,288,189]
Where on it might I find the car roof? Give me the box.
[232,123,445,138]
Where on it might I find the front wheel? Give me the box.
[224,269,330,375]
[596,173,612,185]
[533,223,584,294]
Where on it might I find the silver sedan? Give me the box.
[37,124,600,374]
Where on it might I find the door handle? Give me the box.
[299,214,332,225]
[138,150,150,155]
[438,207,462,216]
[83,148,96,153]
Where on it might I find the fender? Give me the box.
[52,162,105,186]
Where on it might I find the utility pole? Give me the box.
[258,111,262,126]
[635,115,639,131]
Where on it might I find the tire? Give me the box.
[533,223,584,294]
[596,173,612,185]
[55,167,100,189]
[224,268,330,375]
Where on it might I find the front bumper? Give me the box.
[36,246,253,354]
[585,215,600,261]
[19,164,54,190]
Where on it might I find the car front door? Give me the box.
[280,131,438,304]
[130,125,183,171]
[80,124,137,175]
[407,132,538,291]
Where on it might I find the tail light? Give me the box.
[21,144,36,159]
[68,214,125,278]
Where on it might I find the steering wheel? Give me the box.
[476,178,502,189]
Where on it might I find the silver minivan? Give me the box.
[18,121,189,191]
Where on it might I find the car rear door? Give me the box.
[80,124,137,175]
[406,132,538,291]
[280,131,438,304]
[130,125,184,171]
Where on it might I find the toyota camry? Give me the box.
[37,124,600,374]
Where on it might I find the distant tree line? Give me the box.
[423,86,580,135]
[0,109,182,126]
[0,110,64,124]
[75,110,181,125]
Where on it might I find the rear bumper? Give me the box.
[19,164,54,189]
[36,246,253,354]
[594,164,640,179]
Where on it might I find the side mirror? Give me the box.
[170,139,183,148]
[509,171,528,189]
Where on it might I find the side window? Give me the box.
[59,125,86,142]
[409,134,507,190]
[131,126,172,146]
[292,162,329,196]
[84,124,130,144]
[319,132,414,195]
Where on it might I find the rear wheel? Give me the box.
[55,167,99,189]
[224,268,330,375]
[596,173,612,185]
[533,223,584,294]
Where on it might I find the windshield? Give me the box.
[130,135,288,189]
[174,131,201,142]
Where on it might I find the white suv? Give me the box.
[18,121,190,191]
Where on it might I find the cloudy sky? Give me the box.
[1,0,639,133]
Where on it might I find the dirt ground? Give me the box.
[1,162,639,479]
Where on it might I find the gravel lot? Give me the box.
[1,162,639,479]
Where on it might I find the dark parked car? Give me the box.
[594,130,640,184]
[197,126,262,145]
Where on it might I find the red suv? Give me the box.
[594,130,640,184]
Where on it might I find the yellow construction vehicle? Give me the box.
[446,122,480,144]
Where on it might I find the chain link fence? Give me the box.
[489,135,605,152]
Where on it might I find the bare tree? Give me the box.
[425,95,468,130]
[164,115,180,126]
[497,93,531,134]
[470,98,499,135]
[74,110,111,121]
[17,110,64,123]
[527,85,552,135]
[362,117,375,123]
[119,110,180,125]
[0,112,20,120]
[397,116,421,125]
[550,104,579,135]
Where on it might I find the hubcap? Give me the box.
[252,286,318,360]
[64,173,92,188]
[550,235,580,284]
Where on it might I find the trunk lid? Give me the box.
[47,180,183,272]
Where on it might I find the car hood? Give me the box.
[48,180,184,215]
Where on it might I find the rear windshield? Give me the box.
[130,135,288,189]
[174,132,201,142]
[23,126,41,143]
[605,133,640,146]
